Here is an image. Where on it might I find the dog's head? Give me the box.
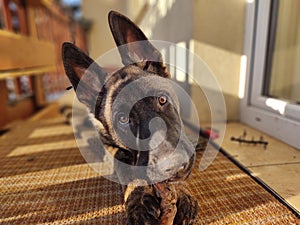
[62,11,195,184]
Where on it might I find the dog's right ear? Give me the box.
[108,11,169,78]
[62,42,107,112]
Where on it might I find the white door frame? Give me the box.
[240,0,300,150]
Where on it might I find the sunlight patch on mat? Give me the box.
[7,140,79,157]
[0,164,102,193]
[0,211,44,223]
[37,205,125,225]
[29,126,74,138]
[212,201,293,224]
[226,173,249,181]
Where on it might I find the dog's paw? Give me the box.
[173,190,198,225]
[125,186,161,225]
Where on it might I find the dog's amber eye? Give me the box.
[158,95,167,105]
[118,112,129,124]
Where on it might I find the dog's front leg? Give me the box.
[173,189,198,225]
[125,182,161,225]
[112,149,161,224]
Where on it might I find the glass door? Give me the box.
[241,0,300,149]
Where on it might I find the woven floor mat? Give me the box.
[0,118,299,224]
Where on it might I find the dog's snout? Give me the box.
[179,162,187,172]
[150,150,194,182]
[173,160,192,180]
[165,163,186,173]
[146,130,197,183]
[165,162,188,178]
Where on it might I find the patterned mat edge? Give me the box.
[183,119,300,219]
[210,138,300,219]
[219,144,300,218]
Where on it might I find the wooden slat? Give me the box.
[22,0,42,7]
[26,6,38,37]
[0,30,56,71]
[32,74,47,106]
[11,0,46,7]
[0,80,36,128]
[26,0,69,22]
[0,66,55,80]
[16,3,28,35]
[3,0,13,31]
[29,102,60,121]
[25,0,55,7]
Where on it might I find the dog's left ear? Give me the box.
[62,42,108,113]
[108,11,169,78]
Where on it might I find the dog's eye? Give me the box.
[117,112,129,125]
[158,95,167,105]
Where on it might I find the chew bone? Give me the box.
[154,182,178,225]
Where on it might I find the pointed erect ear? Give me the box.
[108,11,169,77]
[62,42,107,112]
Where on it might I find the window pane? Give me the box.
[264,0,300,103]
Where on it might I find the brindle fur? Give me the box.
[62,11,198,225]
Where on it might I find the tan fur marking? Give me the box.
[124,179,148,202]
[103,74,133,149]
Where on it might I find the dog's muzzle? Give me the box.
[146,130,196,183]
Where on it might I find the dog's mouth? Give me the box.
[145,149,196,184]
[166,153,195,182]
[141,130,197,184]
[151,154,195,219]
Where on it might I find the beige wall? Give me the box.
[81,0,149,59]
[82,0,247,122]
[82,0,127,59]
[136,0,244,122]
[127,0,147,21]
[192,0,246,122]
[139,0,193,43]
[193,0,246,54]
[191,41,241,122]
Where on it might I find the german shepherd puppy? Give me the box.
[62,11,198,225]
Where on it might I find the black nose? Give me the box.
[164,162,188,177]
[171,154,195,181]
[164,162,185,172]
[178,162,188,172]
[174,162,188,178]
